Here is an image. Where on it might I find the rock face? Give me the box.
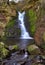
[34,6,45,46]
[5,25,21,38]
[0,0,8,3]
[34,27,45,46]
[40,0,45,4]
[0,3,16,37]
[4,18,21,39]
[0,13,7,36]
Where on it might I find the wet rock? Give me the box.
[0,62,2,65]
[2,51,29,65]
[10,51,28,63]
[4,60,21,65]
[22,56,32,65]
[24,61,32,65]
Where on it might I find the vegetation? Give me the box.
[26,9,37,36]
[12,45,19,50]
[28,9,37,35]
[6,18,16,28]
[0,42,9,59]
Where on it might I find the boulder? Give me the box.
[27,44,41,55]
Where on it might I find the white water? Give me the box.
[9,0,23,3]
[18,11,33,39]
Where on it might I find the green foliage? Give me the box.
[27,9,37,36]
[1,36,7,41]
[6,18,15,28]
[30,25,36,35]
[0,42,9,59]
[29,9,37,22]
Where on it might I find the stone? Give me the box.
[27,44,41,54]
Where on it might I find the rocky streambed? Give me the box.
[0,49,45,65]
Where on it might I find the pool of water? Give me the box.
[3,38,34,49]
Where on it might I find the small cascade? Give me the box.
[18,11,33,39]
[9,0,23,3]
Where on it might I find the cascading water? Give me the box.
[9,0,23,3]
[18,11,33,39]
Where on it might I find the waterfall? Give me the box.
[9,0,23,3]
[18,11,33,39]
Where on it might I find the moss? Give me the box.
[30,25,36,35]
[12,45,19,50]
[1,36,7,41]
[41,43,45,50]
[29,9,37,35]
[42,32,45,42]
[6,18,16,28]
[1,48,9,57]
[26,9,37,36]
[27,44,40,54]
[0,42,9,59]
[27,44,38,52]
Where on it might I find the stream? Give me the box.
[1,11,44,65]
[2,11,34,65]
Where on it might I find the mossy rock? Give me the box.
[27,44,41,54]
[8,45,19,50]
[12,45,19,50]
[0,42,9,59]
[41,55,45,59]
